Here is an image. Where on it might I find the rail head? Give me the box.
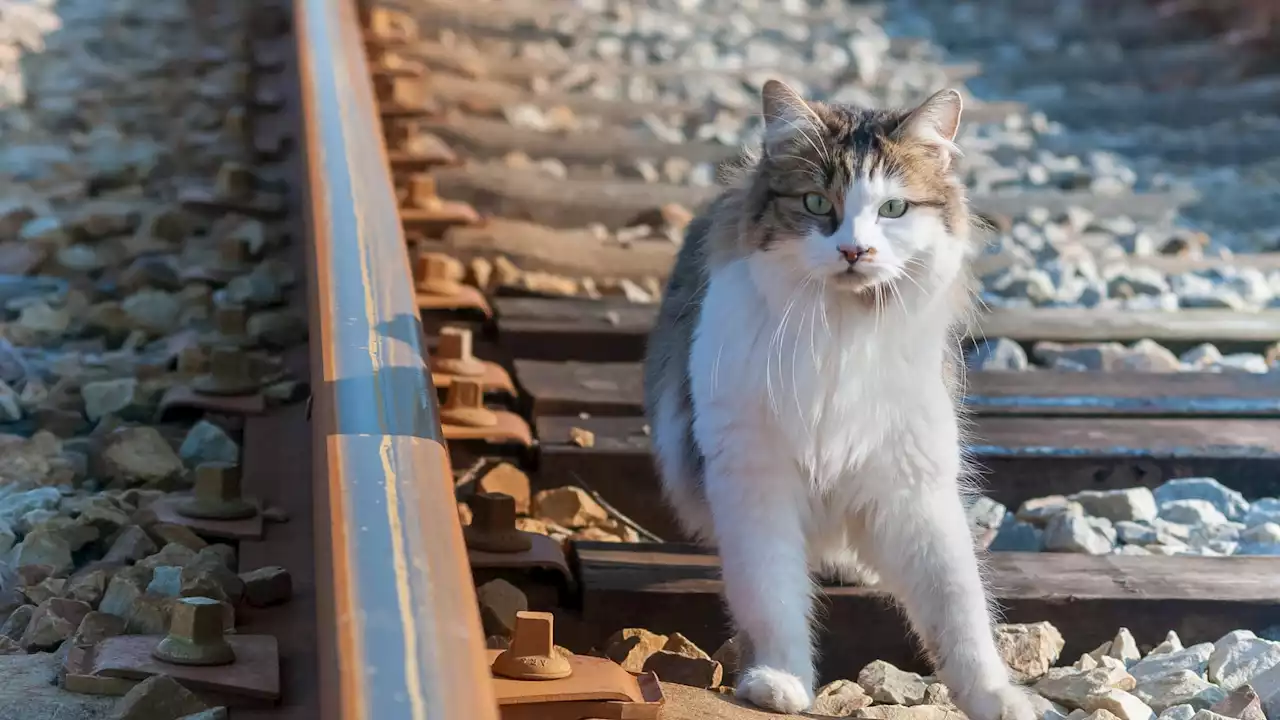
[294,0,499,717]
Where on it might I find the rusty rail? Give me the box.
[295,0,500,717]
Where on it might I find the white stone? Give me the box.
[1134,671,1226,713]
[1129,643,1212,683]
[1070,488,1158,523]
[1208,630,1280,691]
[1158,500,1228,526]
[1084,689,1155,720]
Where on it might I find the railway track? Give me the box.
[2,0,1279,718]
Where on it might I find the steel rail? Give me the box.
[295,0,500,717]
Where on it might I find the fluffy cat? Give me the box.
[641,80,1034,719]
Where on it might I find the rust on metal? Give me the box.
[440,378,532,445]
[211,302,254,347]
[464,492,533,553]
[63,633,281,702]
[488,639,665,719]
[414,249,493,315]
[401,174,482,235]
[441,378,499,427]
[491,612,572,680]
[359,5,418,42]
[430,326,516,394]
[193,346,265,396]
[149,489,266,541]
[297,0,500,716]
[178,462,260,521]
[153,597,237,666]
[157,384,267,421]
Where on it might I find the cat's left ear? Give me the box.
[894,88,963,166]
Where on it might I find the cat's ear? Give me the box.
[893,88,963,170]
[895,88,963,147]
[760,79,816,146]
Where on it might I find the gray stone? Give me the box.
[1129,643,1213,683]
[1155,706,1194,720]
[0,488,61,528]
[1241,523,1280,544]
[97,427,184,487]
[966,338,1029,370]
[1153,479,1249,522]
[990,516,1045,552]
[1084,689,1155,720]
[178,421,239,466]
[121,289,181,335]
[12,529,72,574]
[111,674,208,720]
[1018,496,1076,526]
[103,525,157,564]
[1119,340,1181,372]
[1243,499,1280,528]
[813,679,873,715]
[1209,684,1266,720]
[1133,670,1226,713]
[81,379,141,422]
[1108,629,1142,667]
[0,380,21,422]
[1180,344,1223,368]
[1215,354,1269,374]
[1208,630,1280,692]
[0,652,114,719]
[1035,665,1137,709]
[857,660,929,706]
[967,497,1007,531]
[994,622,1064,683]
[1045,510,1115,555]
[1159,500,1228,527]
[145,566,183,598]
[1070,488,1158,523]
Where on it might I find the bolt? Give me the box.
[491,611,572,680]
[463,493,532,553]
[193,346,260,396]
[414,252,463,296]
[407,175,441,210]
[177,346,208,375]
[178,462,257,520]
[219,234,249,267]
[373,75,401,106]
[440,378,497,428]
[385,121,411,150]
[214,303,249,342]
[152,597,236,666]
[434,327,485,377]
[215,162,254,202]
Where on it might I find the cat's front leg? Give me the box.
[856,473,1035,720]
[702,446,815,713]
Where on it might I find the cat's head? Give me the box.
[725,80,973,302]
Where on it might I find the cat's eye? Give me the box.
[802,192,833,215]
[878,198,908,218]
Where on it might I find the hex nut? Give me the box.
[178,463,257,520]
[440,379,497,428]
[152,596,235,666]
[491,611,571,680]
[463,493,532,553]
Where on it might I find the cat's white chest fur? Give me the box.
[689,258,958,497]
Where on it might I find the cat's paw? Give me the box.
[961,684,1039,720]
[735,666,813,714]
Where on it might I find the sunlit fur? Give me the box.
[642,81,1035,719]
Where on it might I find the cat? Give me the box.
[641,79,1035,719]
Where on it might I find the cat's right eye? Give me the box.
[802,192,833,215]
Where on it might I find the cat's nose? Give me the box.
[837,244,872,265]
